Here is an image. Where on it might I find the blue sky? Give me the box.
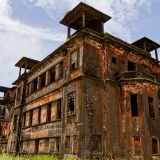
[0,0,160,93]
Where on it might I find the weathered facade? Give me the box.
[0,86,16,153]
[5,2,160,159]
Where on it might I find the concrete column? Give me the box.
[37,77,41,90]
[55,64,59,81]
[46,71,50,85]
[143,42,146,51]
[101,21,104,34]
[155,49,158,61]
[24,62,27,73]
[67,26,70,38]
[82,12,85,27]
[19,67,21,77]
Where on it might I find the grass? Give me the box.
[0,154,80,160]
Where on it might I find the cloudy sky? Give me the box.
[0,0,160,93]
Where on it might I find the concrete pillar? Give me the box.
[55,64,59,81]
[155,49,158,61]
[143,42,146,51]
[46,71,50,85]
[37,77,41,90]
[82,12,85,27]
[19,67,21,77]
[67,26,70,38]
[24,62,27,73]
[101,21,104,34]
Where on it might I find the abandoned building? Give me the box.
[2,2,160,159]
[0,86,16,153]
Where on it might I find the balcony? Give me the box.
[119,71,158,82]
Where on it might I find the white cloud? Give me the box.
[0,0,63,87]
[0,0,66,41]
[26,0,152,42]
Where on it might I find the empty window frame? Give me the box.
[26,83,30,97]
[57,99,61,119]
[59,61,63,78]
[32,78,38,92]
[128,61,136,71]
[17,87,21,100]
[45,139,49,148]
[130,94,138,116]
[0,126,2,137]
[29,110,33,126]
[65,136,70,153]
[38,107,41,124]
[2,107,5,117]
[13,114,18,131]
[23,112,26,128]
[67,93,75,115]
[40,73,46,88]
[152,138,158,154]
[158,90,160,115]
[35,139,39,154]
[148,97,155,118]
[133,137,141,155]
[46,103,51,122]
[55,137,60,152]
[49,67,56,83]
[70,50,78,71]
[112,57,117,64]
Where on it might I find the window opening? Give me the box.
[57,99,61,119]
[23,112,26,128]
[2,107,5,117]
[45,139,49,148]
[70,50,78,71]
[152,138,158,154]
[38,107,41,124]
[33,79,38,92]
[130,94,138,116]
[29,110,33,126]
[35,139,39,154]
[56,137,60,152]
[26,84,29,96]
[148,97,155,118]
[158,90,160,115]
[128,61,135,71]
[59,62,63,78]
[112,57,117,64]
[47,103,51,122]
[50,67,56,83]
[134,137,141,155]
[27,141,30,148]
[13,115,17,131]
[40,73,46,88]
[65,136,70,153]
[67,93,75,115]
[0,126,2,137]
[17,87,21,100]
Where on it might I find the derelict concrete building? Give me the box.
[5,2,160,159]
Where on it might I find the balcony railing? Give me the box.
[120,71,157,82]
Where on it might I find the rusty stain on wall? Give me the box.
[0,2,160,160]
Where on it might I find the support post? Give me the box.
[67,26,70,39]
[143,42,146,51]
[155,49,158,61]
[82,12,85,27]
[101,21,104,34]
[19,67,21,77]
